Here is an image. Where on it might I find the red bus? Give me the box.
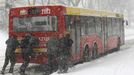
[9,5,124,64]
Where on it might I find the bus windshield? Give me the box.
[13,16,57,32]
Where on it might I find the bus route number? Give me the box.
[42,8,51,14]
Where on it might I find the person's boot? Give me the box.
[20,72,25,75]
[19,69,26,75]
[19,71,25,75]
[1,70,5,74]
[1,67,6,74]
[63,69,68,73]
[9,68,13,73]
[58,69,63,74]
[63,66,68,73]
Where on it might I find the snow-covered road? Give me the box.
[52,41,134,75]
[0,30,7,57]
[52,27,134,75]
[0,26,134,75]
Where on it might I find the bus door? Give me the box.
[71,16,81,57]
[65,16,81,59]
[102,17,108,52]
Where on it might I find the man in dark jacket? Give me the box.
[46,35,59,74]
[58,32,73,73]
[20,33,38,75]
[1,35,19,74]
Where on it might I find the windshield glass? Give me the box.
[13,16,57,32]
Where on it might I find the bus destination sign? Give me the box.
[28,7,41,15]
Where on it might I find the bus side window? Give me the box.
[87,16,95,35]
[80,16,85,35]
[107,18,112,37]
[116,18,120,36]
[113,18,119,36]
[65,15,71,31]
[112,18,115,35]
[85,16,88,35]
[95,17,102,37]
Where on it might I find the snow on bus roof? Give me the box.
[9,5,123,18]
[66,7,123,18]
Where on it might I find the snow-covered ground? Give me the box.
[0,26,134,75]
[0,30,8,55]
[0,30,8,69]
[53,26,134,75]
[0,30,8,54]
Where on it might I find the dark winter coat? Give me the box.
[5,37,19,56]
[46,37,59,55]
[58,37,73,56]
[20,35,39,56]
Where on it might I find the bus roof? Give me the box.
[66,7,123,18]
[10,5,123,18]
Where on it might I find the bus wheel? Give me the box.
[92,43,98,59]
[83,45,91,62]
